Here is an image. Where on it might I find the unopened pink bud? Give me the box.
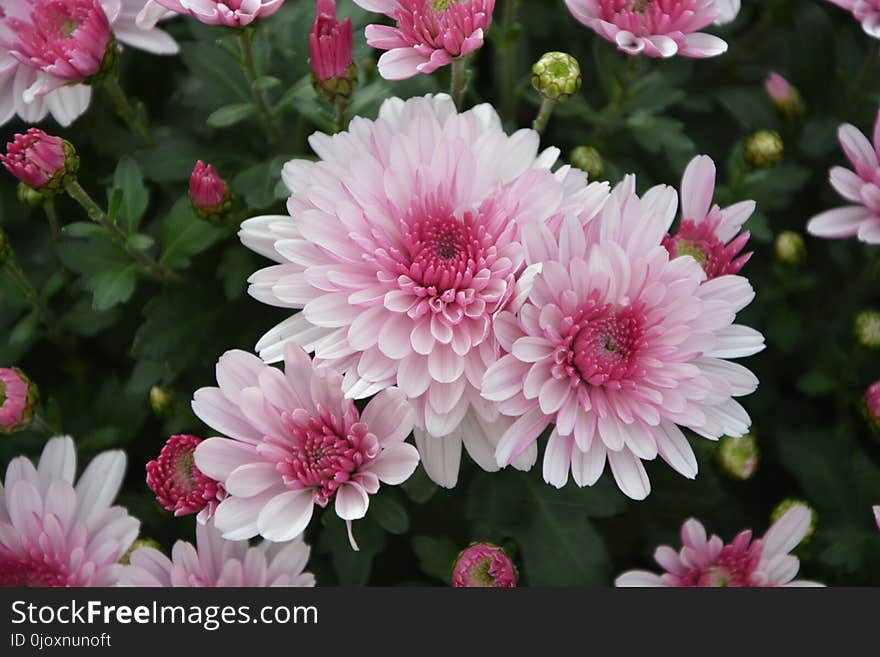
[452,543,517,588]
[189,160,232,219]
[146,434,225,520]
[864,380,880,426]
[1,129,78,192]
[0,368,38,434]
[310,0,353,82]
[764,72,804,120]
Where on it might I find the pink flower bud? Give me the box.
[1,129,78,192]
[864,380,880,425]
[310,0,353,82]
[0,368,38,434]
[189,160,231,219]
[452,543,517,588]
[143,0,285,28]
[146,434,225,521]
[764,72,804,120]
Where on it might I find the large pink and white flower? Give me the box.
[239,94,608,487]
[826,1,880,39]
[119,520,315,587]
[564,0,729,58]
[355,0,495,80]
[0,436,140,586]
[191,346,419,547]
[807,110,880,244]
[615,505,823,586]
[663,155,753,280]
[139,0,284,27]
[0,0,178,127]
[482,173,764,500]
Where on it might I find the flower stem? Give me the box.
[238,29,281,145]
[102,76,153,145]
[31,414,58,436]
[532,97,556,134]
[44,198,61,242]
[1,249,69,347]
[451,57,468,110]
[64,180,181,283]
[335,98,349,134]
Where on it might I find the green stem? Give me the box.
[64,180,181,283]
[335,98,349,134]
[450,57,468,110]
[532,97,556,135]
[238,29,281,145]
[31,414,58,436]
[2,251,68,345]
[102,77,152,145]
[44,198,61,242]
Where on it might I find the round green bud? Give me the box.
[717,434,759,481]
[149,385,175,417]
[855,310,880,349]
[570,146,604,180]
[531,52,582,102]
[744,130,784,169]
[774,231,806,266]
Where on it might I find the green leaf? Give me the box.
[62,299,121,337]
[217,248,258,300]
[411,535,458,584]
[206,103,257,128]
[180,42,250,104]
[231,156,288,209]
[56,239,139,310]
[370,493,409,535]
[110,157,149,233]
[318,514,387,585]
[62,222,106,239]
[159,197,224,270]
[253,76,281,91]
[126,234,155,251]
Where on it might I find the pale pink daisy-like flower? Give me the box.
[139,0,284,27]
[452,542,516,587]
[191,346,419,548]
[0,436,140,586]
[662,155,754,280]
[615,505,823,586]
[482,173,764,500]
[0,0,178,127]
[807,110,880,244]
[826,1,880,39]
[239,94,607,487]
[119,520,315,587]
[145,434,225,522]
[564,0,728,59]
[355,0,495,80]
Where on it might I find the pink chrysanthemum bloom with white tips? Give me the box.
[138,0,284,27]
[145,434,225,522]
[355,0,495,80]
[482,175,764,500]
[564,0,728,59]
[191,346,419,549]
[663,155,754,280]
[807,110,880,244]
[0,436,140,586]
[239,93,608,488]
[118,520,315,587]
[0,0,178,127]
[826,1,880,39]
[615,505,824,586]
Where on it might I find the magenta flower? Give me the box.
[564,0,728,58]
[0,367,36,433]
[616,505,823,586]
[662,155,753,280]
[191,346,419,548]
[482,171,764,500]
[0,0,177,127]
[356,0,495,80]
[808,110,880,244]
[310,0,353,82]
[119,520,315,587]
[145,434,225,521]
[826,1,880,39]
[189,160,231,214]
[0,436,140,586]
[141,0,285,27]
[1,128,76,191]
[452,543,516,587]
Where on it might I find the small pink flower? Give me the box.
[564,0,729,58]
[0,368,35,433]
[140,0,285,27]
[662,155,753,280]
[310,0,353,82]
[807,110,880,244]
[356,0,495,80]
[1,128,75,190]
[145,434,225,521]
[765,71,794,105]
[616,505,823,587]
[119,520,315,587]
[192,345,419,548]
[826,1,880,39]
[189,160,230,213]
[452,543,516,587]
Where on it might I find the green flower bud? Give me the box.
[17,183,47,208]
[770,499,817,544]
[855,310,880,349]
[744,130,784,169]
[531,52,582,102]
[149,385,175,417]
[774,231,806,266]
[570,146,604,180]
[312,63,359,104]
[717,434,759,481]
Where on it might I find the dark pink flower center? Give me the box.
[594,0,714,35]
[663,217,751,280]
[0,554,69,587]
[392,0,494,55]
[146,434,222,516]
[677,542,763,587]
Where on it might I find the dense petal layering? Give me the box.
[140,0,284,27]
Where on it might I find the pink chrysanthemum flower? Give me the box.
[482,173,764,500]
[140,0,284,27]
[662,155,753,280]
[145,434,225,522]
[615,505,823,586]
[191,345,419,548]
[807,110,880,244]
[0,436,140,586]
[452,542,516,587]
[0,0,177,127]
[355,0,495,80]
[564,0,729,59]
[0,367,36,433]
[826,1,880,39]
[239,94,607,487]
[119,520,315,587]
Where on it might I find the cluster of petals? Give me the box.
[356,0,495,80]
[119,520,315,587]
[191,345,419,548]
[807,110,880,244]
[1,128,68,190]
[0,0,178,127]
[0,367,32,432]
[145,434,225,521]
[616,505,823,586]
[564,0,731,59]
[310,0,353,82]
[139,0,284,27]
[481,165,764,500]
[826,0,880,39]
[0,436,139,586]
[239,93,609,488]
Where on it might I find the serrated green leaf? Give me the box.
[159,198,223,269]
[111,157,149,233]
